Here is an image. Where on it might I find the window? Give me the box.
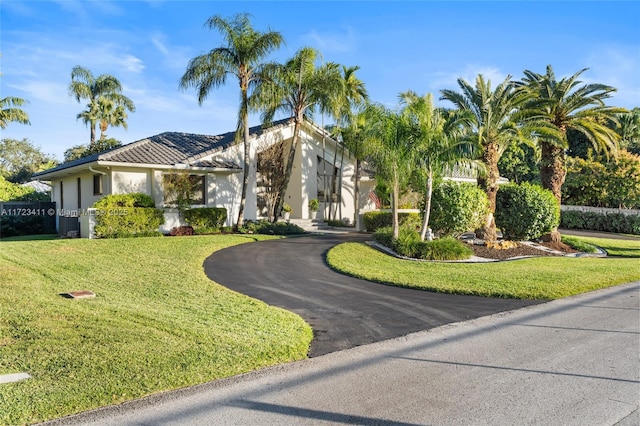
[317,156,340,202]
[77,177,82,209]
[163,174,205,206]
[93,174,103,195]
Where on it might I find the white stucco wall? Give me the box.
[111,169,150,195]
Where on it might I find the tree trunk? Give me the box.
[476,142,499,241]
[354,156,360,230]
[337,141,345,222]
[392,166,400,239]
[420,169,434,241]
[89,121,96,149]
[276,117,301,219]
[540,141,566,243]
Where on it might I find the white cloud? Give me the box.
[582,45,640,109]
[302,26,357,54]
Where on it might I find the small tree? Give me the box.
[256,140,288,221]
[430,181,489,238]
[163,172,196,219]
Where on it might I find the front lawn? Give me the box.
[0,235,312,425]
[327,236,640,300]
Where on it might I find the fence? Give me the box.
[0,201,57,238]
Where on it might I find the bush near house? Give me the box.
[240,219,305,235]
[363,211,421,232]
[561,211,640,235]
[93,193,164,238]
[184,207,227,234]
[496,182,560,241]
[430,181,489,238]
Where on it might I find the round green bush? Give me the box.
[430,181,489,237]
[495,182,560,241]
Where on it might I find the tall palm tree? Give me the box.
[257,47,343,218]
[0,96,30,129]
[440,75,529,241]
[362,102,416,239]
[400,91,481,241]
[69,65,135,148]
[517,65,623,242]
[180,13,283,229]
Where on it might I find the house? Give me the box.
[33,118,377,237]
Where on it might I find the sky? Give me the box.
[1,0,639,162]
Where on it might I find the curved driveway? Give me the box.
[204,233,543,357]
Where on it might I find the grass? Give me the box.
[0,235,313,425]
[561,235,599,253]
[327,236,640,300]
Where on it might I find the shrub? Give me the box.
[362,211,421,232]
[373,226,394,248]
[169,225,195,236]
[92,193,164,238]
[560,210,640,235]
[184,208,227,233]
[430,181,489,237]
[495,183,560,241]
[392,228,421,258]
[239,220,305,235]
[0,215,45,238]
[418,237,473,261]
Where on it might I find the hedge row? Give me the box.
[184,207,227,234]
[362,211,421,232]
[560,211,640,235]
[93,193,163,238]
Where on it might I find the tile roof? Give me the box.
[34,118,293,177]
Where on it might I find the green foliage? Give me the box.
[308,198,319,211]
[239,219,305,235]
[563,152,640,209]
[373,226,472,260]
[184,207,227,233]
[0,138,57,183]
[498,142,539,184]
[560,211,640,235]
[0,175,33,201]
[430,181,489,237]
[64,138,122,162]
[561,236,599,253]
[363,211,421,232]
[0,215,45,238]
[92,193,163,238]
[495,182,560,241]
[282,203,292,213]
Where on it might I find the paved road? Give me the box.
[47,282,640,425]
[203,233,542,356]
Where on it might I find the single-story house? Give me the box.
[33,118,377,237]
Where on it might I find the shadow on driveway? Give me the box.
[204,233,544,357]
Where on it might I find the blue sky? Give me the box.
[1,0,639,161]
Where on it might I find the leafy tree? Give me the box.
[0,72,30,129]
[400,91,481,240]
[440,74,529,241]
[180,13,283,229]
[69,65,135,148]
[362,102,416,239]
[517,65,623,242]
[97,97,129,140]
[257,47,343,219]
[498,142,540,183]
[0,138,57,183]
[63,138,122,162]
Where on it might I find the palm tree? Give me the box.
[440,75,529,241]
[257,47,343,219]
[362,102,416,239]
[517,65,623,242]
[0,95,30,129]
[615,108,640,154]
[400,91,481,241]
[180,13,283,229]
[97,98,129,140]
[329,65,368,222]
[69,65,135,148]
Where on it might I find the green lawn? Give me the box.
[0,235,312,425]
[327,236,640,300]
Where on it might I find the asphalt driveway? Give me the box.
[204,233,544,357]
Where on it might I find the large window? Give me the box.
[317,156,340,202]
[163,174,205,206]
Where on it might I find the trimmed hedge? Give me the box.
[239,220,305,235]
[495,182,560,241]
[560,210,640,235]
[93,193,164,238]
[184,207,227,234]
[430,181,489,238]
[363,211,421,232]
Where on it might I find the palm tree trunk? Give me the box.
[354,156,360,229]
[392,166,400,239]
[540,141,565,243]
[420,169,434,241]
[477,142,499,241]
[337,141,345,222]
[276,117,301,219]
[90,121,96,149]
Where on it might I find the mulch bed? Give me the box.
[470,241,579,260]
